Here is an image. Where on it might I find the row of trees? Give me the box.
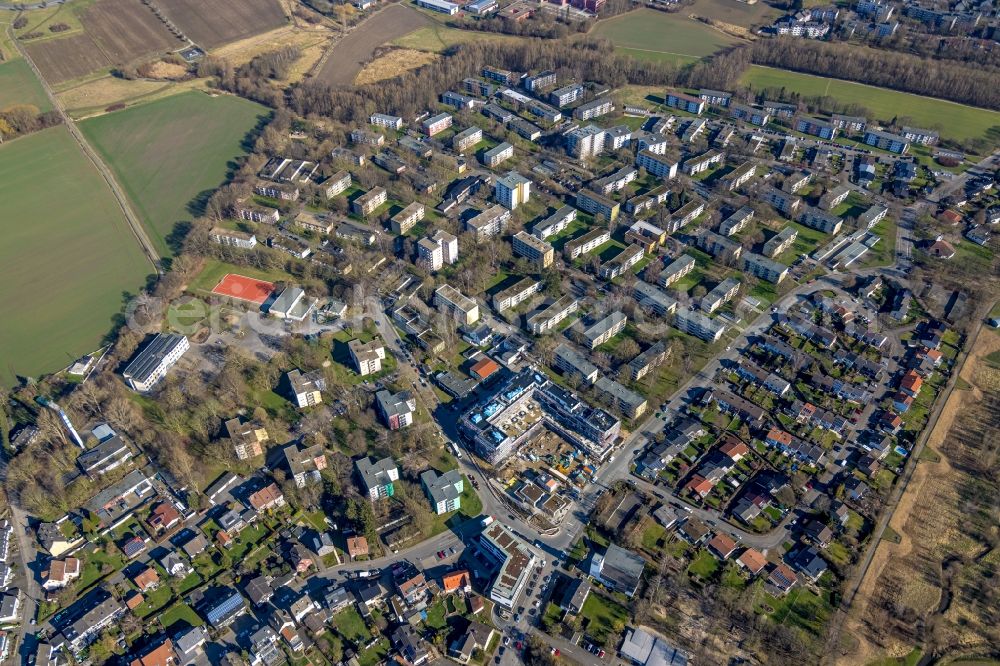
[0,104,61,142]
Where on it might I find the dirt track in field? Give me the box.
[314,3,430,87]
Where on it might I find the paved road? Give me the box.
[7,22,162,274]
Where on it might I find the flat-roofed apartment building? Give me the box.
[666,198,705,232]
[554,343,599,384]
[701,277,740,313]
[799,206,843,234]
[743,252,789,284]
[417,230,458,271]
[236,204,279,225]
[760,185,802,216]
[482,142,514,167]
[763,226,798,258]
[351,187,387,216]
[123,334,189,392]
[629,340,668,381]
[254,181,299,201]
[527,296,578,334]
[632,280,678,317]
[422,112,453,137]
[563,228,610,259]
[719,206,754,236]
[493,277,541,313]
[465,204,511,240]
[720,161,756,191]
[435,284,480,325]
[819,184,850,210]
[673,308,725,342]
[666,91,705,114]
[682,149,724,176]
[592,167,638,195]
[226,417,268,460]
[599,244,644,280]
[659,254,696,288]
[390,202,426,234]
[533,206,576,240]
[320,170,352,199]
[479,522,536,609]
[575,189,619,222]
[370,113,403,129]
[452,126,483,154]
[576,311,627,349]
[210,228,257,249]
[564,125,605,159]
[348,339,386,376]
[512,231,554,268]
[636,150,678,180]
[574,97,614,121]
[594,376,648,418]
[696,229,743,260]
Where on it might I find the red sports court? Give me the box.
[211,273,276,305]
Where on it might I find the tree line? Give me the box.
[0,104,61,143]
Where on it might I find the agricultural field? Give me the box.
[0,126,153,386]
[741,65,1000,145]
[157,0,288,49]
[24,33,112,84]
[591,9,741,62]
[315,4,431,86]
[80,91,268,256]
[688,0,781,27]
[79,0,183,64]
[0,58,52,112]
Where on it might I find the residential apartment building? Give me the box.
[237,204,279,225]
[701,277,740,313]
[285,369,324,408]
[549,83,584,107]
[636,149,678,179]
[351,187,387,216]
[592,166,638,195]
[632,280,678,317]
[417,229,458,271]
[209,228,257,249]
[901,126,938,145]
[682,149,724,176]
[574,97,614,120]
[435,284,480,325]
[225,417,268,460]
[742,252,789,283]
[763,226,798,257]
[376,389,416,430]
[730,103,770,126]
[565,125,605,159]
[527,296,578,334]
[784,170,812,193]
[598,244,643,280]
[720,161,756,191]
[493,277,541,312]
[355,456,399,500]
[864,129,909,154]
[350,129,384,146]
[859,203,888,229]
[594,376,648,418]
[666,92,705,114]
[575,189,620,222]
[370,113,403,130]
[830,114,866,133]
[625,184,669,215]
[795,117,837,140]
[321,170,351,199]
[479,523,535,609]
[564,227,610,259]
[390,202,426,235]
[719,206,754,236]
[674,309,726,342]
[122,334,189,392]
[799,206,843,234]
[422,112,453,137]
[533,205,576,240]
[482,66,518,86]
[554,344,599,384]
[512,231,554,268]
[628,340,668,381]
[699,89,732,107]
[659,254,696,288]
[760,185,802,216]
[667,198,705,232]
[509,118,542,142]
[442,90,477,110]
[577,311,627,349]
[420,469,463,515]
[348,338,386,376]
[452,126,483,154]
[495,171,532,209]
[254,181,299,201]
[465,204,511,240]
[763,101,796,119]
[481,141,514,168]
[819,184,850,210]
[524,70,556,91]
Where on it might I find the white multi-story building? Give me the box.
[349,339,386,376]
[493,277,541,313]
[209,228,257,249]
[435,284,480,325]
[565,125,605,159]
[512,231,554,268]
[122,334,189,392]
[495,172,532,210]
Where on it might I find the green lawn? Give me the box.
[0,58,52,112]
[741,65,1000,145]
[688,549,720,579]
[159,602,204,631]
[579,593,629,644]
[333,605,370,643]
[80,91,269,256]
[188,258,293,295]
[592,9,739,59]
[0,125,153,386]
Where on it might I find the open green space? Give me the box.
[740,65,1000,145]
[592,9,739,59]
[579,592,629,644]
[392,23,523,53]
[333,605,371,643]
[0,125,153,386]
[0,58,52,112]
[159,602,204,632]
[188,258,293,295]
[80,91,269,257]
